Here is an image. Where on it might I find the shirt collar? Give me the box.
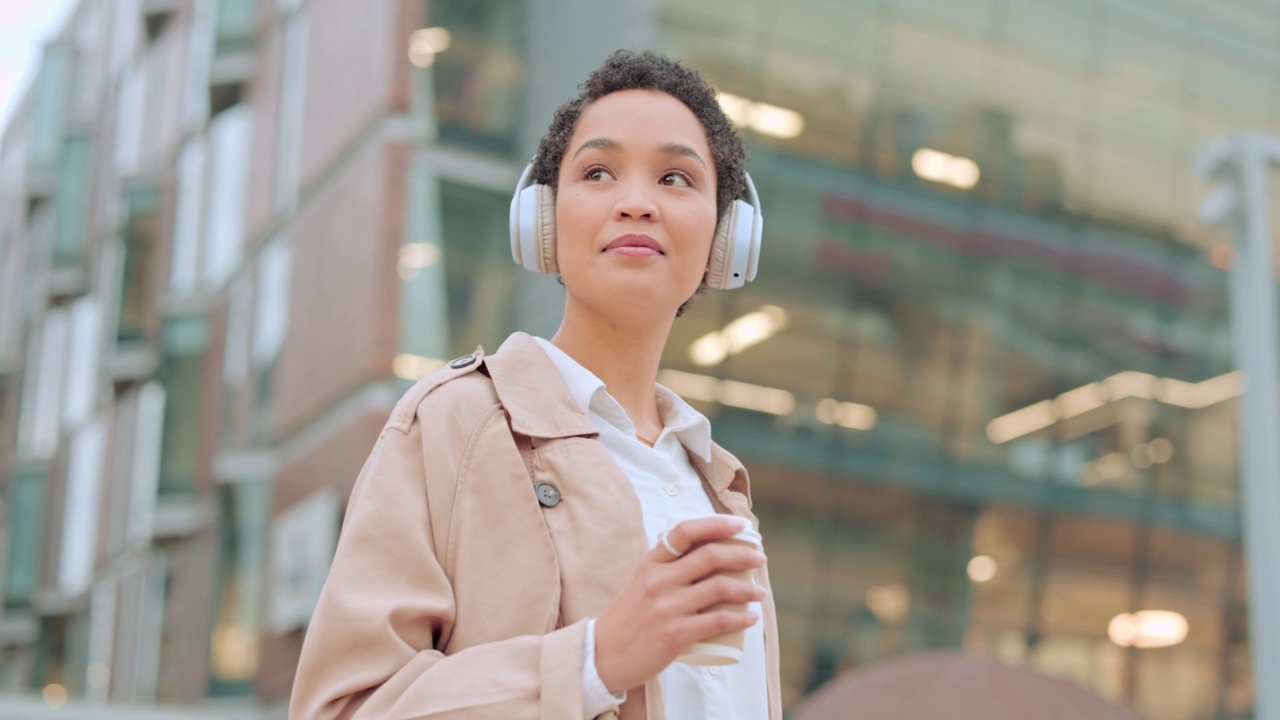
[655,384,712,462]
[532,337,712,462]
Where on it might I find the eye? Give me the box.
[660,171,693,188]
[584,166,615,182]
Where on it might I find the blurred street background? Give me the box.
[1,0,1278,718]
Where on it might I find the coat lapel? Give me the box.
[482,332,778,720]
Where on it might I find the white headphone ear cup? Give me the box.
[706,203,739,290]
[708,200,756,290]
[514,184,541,272]
[536,184,558,274]
[744,195,763,283]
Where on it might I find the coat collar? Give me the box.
[483,332,601,439]
[693,443,751,504]
[483,332,749,500]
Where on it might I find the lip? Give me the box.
[604,234,663,256]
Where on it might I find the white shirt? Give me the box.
[532,337,768,720]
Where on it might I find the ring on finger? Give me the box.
[659,531,685,558]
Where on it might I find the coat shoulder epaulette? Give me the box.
[385,349,495,432]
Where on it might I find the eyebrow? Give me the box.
[659,142,708,169]
[570,137,708,169]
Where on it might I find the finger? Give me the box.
[667,573,766,616]
[675,608,761,647]
[666,516,750,555]
[651,531,686,563]
[650,515,748,563]
[668,541,766,586]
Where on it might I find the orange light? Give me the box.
[1109,610,1188,648]
[1211,243,1233,270]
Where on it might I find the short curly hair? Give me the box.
[533,50,747,221]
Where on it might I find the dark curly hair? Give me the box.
[533,50,747,315]
[535,50,746,218]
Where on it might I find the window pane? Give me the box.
[440,181,519,355]
[117,188,160,344]
[428,0,526,156]
[216,0,259,49]
[4,472,46,607]
[157,353,205,496]
[203,104,252,288]
[51,135,93,268]
[59,417,107,596]
[207,481,270,695]
[28,44,70,169]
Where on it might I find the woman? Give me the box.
[289,50,780,720]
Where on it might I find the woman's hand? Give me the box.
[592,515,767,693]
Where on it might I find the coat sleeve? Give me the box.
[287,409,588,720]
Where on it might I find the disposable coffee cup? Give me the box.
[675,519,763,666]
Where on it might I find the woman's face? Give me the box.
[555,89,719,321]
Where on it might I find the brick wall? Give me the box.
[242,25,283,243]
[259,410,385,701]
[296,0,415,193]
[270,139,409,439]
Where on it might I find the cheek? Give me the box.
[554,195,595,257]
[685,208,721,264]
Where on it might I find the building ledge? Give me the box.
[210,49,255,88]
[10,454,51,477]
[159,292,216,318]
[47,265,87,299]
[24,165,55,201]
[0,611,38,646]
[152,495,216,539]
[30,587,88,616]
[104,343,160,383]
[213,450,275,484]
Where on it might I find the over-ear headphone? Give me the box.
[508,162,763,290]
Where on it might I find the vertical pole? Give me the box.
[1231,134,1280,720]
[1201,132,1280,720]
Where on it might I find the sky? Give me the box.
[0,0,78,133]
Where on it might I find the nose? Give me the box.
[613,178,660,222]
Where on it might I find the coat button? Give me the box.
[535,483,561,508]
[449,354,477,369]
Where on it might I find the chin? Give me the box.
[584,283,682,321]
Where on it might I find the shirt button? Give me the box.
[664,485,679,497]
[708,666,720,676]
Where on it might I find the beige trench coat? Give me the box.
[289,332,782,720]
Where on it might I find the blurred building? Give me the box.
[0,0,1275,718]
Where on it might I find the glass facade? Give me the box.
[421,0,1276,717]
[430,0,527,156]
